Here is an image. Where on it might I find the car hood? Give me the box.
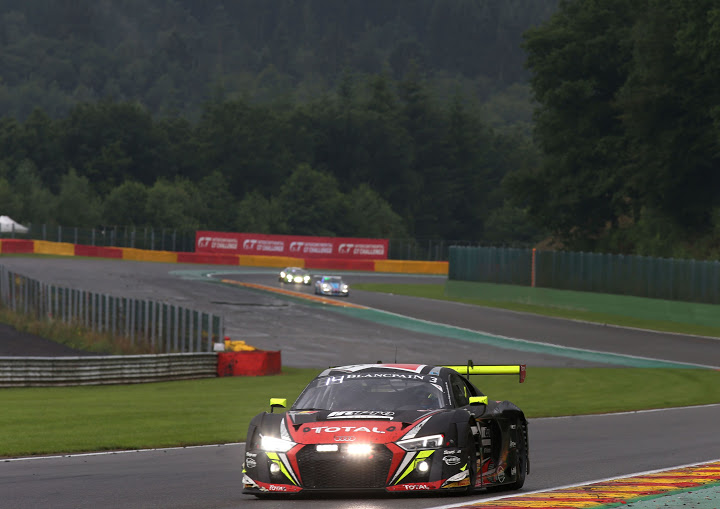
[285,409,440,444]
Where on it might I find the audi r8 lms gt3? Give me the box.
[279,267,311,285]
[314,275,349,296]
[242,362,528,497]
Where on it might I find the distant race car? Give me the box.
[314,275,349,297]
[278,267,311,285]
[242,362,528,497]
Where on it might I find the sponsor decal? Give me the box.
[443,449,461,455]
[327,411,395,419]
[245,452,257,458]
[303,426,393,434]
[443,455,461,466]
[290,241,333,254]
[402,484,431,490]
[333,436,356,442]
[496,466,506,483]
[338,243,354,254]
[242,239,285,253]
[245,458,257,468]
[267,485,287,492]
[346,373,427,380]
[352,243,386,256]
[197,236,238,250]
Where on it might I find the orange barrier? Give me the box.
[217,350,281,376]
[122,248,178,263]
[374,259,448,275]
[33,240,75,256]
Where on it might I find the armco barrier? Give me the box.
[177,252,240,265]
[373,260,448,275]
[0,238,449,275]
[0,239,34,254]
[74,244,123,258]
[305,258,375,271]
[239,255,304,268]
[33,240,75,256]
[122,248,178,263]
[0,353,219,387]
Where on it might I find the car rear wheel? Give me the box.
[507,420,527,490]
[461,429,477,494]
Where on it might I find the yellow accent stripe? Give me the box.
[445,365,522,375]
[265,452,297,486]
[394,450,435,485]
[456,461,720,507]
[221,280,369,309]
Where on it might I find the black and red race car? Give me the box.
[242,362,528,497]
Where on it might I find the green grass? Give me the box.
[1,367,719,457]
[353,281,720,337]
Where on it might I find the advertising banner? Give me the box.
[195,232,388,260]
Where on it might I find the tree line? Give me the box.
[513,0,720,259]
[0,71,542,245]
[0,0,558,123]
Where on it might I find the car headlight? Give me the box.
[397,434,444,451]
[342,285,349,292]
[259,435,296,452]
[280,272,286,278]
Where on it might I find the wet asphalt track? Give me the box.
[1,257,719,509]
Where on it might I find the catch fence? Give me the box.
[0,265,224,353]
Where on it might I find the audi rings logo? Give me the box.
[334,436,356,442]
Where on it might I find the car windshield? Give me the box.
[323,277,341,283]
[292,375,447,411]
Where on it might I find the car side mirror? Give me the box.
[469,396,488,406]
[270,398,287,413]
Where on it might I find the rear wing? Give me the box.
[444,361,526,383]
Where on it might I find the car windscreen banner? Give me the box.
[195,232,388,259]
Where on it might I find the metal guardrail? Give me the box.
[0,353,218,387]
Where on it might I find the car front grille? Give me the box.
[296,445,393,489]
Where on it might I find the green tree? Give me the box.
[11,159,56,225]
[102,181,149,226]
[517,0,643,249]
[145,179,199,229]
[344,184,408,238]
[277,163,344,236]
[53,168,101,227]
[234,191,286,234]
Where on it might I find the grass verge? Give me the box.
[1,367,718,457]
[353,282,720,337]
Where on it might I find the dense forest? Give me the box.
[2,0,720,259]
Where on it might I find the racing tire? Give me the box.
[487,419,527,493]
[507,420,528,490]
[460,429,477,495]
